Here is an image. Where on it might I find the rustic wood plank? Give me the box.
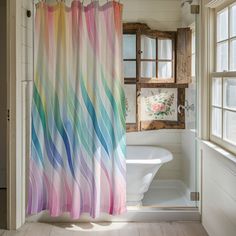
[176,28,192,84]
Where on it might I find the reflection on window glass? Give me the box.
[230,39,236,71]
[158,62,172,79]
[124,61,136,78]
[230,4,236,37]
[158,39,172,60]
[141,35,156,60]
[224,110,236,144]
[224,78,236,109]
[217,41,228,72]
[141,61,156,78]
[212,78,222,106]
[123,34,136,59]
[217,8,228,42]
[212,107,222,137]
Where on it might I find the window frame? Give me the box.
[210,1,236,154]
[123,23,187,132]
[139,31,176,83]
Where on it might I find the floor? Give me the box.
[142,187,194,207]
[0,222,208,236]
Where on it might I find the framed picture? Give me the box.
[141,88,178,121]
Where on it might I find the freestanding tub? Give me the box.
[126,145,173,206]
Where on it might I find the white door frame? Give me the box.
[7,0,25,230]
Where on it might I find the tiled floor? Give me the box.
[0,189,7,229]
[1,222,208,236]
[143,188,194,207]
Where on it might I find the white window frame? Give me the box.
[210,0,236,155]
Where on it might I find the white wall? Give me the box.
[43,0,182,31]
[123,0,182,30]
[201,142,236,236]
[0,0,7,188]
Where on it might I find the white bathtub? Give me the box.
[126,145,173,206]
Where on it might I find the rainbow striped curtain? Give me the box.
[28,0,126,219]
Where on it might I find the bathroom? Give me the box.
[1,0,236,235]
[1,0,200,226]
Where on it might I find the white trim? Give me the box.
[206,0,234,8]
[7,0,25,230]
[201,140,236,163]
[26,208,200,223]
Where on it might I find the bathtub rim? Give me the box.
[126,145,173,164]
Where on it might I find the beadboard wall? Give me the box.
[201,142,236,236]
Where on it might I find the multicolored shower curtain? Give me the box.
[27,0,126,219]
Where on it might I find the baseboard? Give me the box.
[26,207,200,223]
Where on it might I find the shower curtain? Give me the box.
[28,0,126,218]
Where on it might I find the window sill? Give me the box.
[200,140,236,165]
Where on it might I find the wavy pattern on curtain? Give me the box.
[27,1,126,219]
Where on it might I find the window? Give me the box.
[210,2,236,153]
[123,23,192,132]
[140,34,174,81]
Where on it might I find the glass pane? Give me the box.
[212,107,222,137]
[141,61,156,78]
[141,35,156,60]
[124,61,136,78]
[223,78,236,109]
[212,78,222,106]
[158,39,172,60]
[217,8,228,42]
[123,34,136,59]
[217,41,228,72]
[158,62,172,79]
[230,39,236,71]
[230,4,236,37]
[224,110,236,144]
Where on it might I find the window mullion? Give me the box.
[221,77,224,139]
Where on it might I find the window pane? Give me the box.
[123,34,136,59]
[141,35,156,60]
[124,61,136,78]
[158,39,172,60]
[158,62,172,79]
[141,61,156,78]
[224,110,236,144]
[217,8,228,42]
[230,39,236,71]
[217,41,228,72]
[212,78,222,106]
[223,78,236,109]
[230,4,236,37]
[212,107,222,137]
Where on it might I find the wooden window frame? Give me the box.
[210,1,236,155]
[139,30,176,84]
[123,23,187,132]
